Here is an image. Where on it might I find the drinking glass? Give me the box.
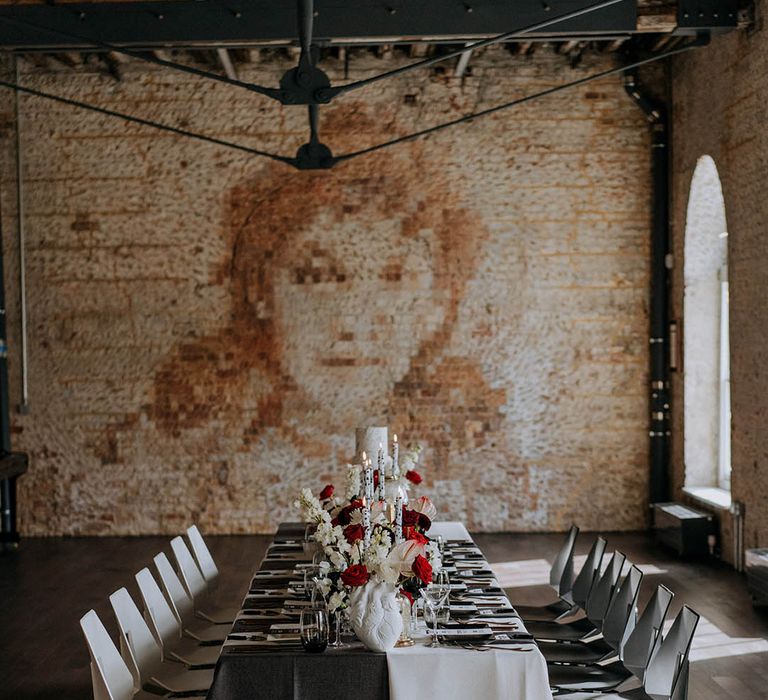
[303,565,321,597]
[328,608,347,648]
[300,608,329,653]
[421,583,450,647]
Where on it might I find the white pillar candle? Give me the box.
[395,495,403,543]
[355,427,388,466]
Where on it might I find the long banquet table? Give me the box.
[207,521,553,700]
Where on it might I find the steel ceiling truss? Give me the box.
[0,0,720,169]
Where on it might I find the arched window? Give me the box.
[683,156,731,503]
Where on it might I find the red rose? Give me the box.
[406,528,429,545]
[319,484,335,500]
[405,470,422,485]
[402,508,420,527]
[344,524,365,544]
[341,564,370,587]
[412,554,433,585]
[400,588,415,607]
[337,498,364,525]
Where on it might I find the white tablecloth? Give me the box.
[387,640,552,700]
[386,521,553,700]
[428,521,472,541]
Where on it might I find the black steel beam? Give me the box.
[677,0,739,33]
[0,0,642,50]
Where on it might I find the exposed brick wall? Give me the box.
[0,47,652,535]
[670,7,768,559]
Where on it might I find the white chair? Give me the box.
[154,552,228,644]
[136,567,221,667]
[170,536,239,624]
[79,609,157,700]
[109,587,214,695]
[186,525,220,591]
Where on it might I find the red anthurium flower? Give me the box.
[405,470,422,485]
[319,484,335,500]
[344,524,365,544]
[412,554,433,585]
[341,564,370,587]
[406,528,429,545]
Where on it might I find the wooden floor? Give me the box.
[1,530,767,699]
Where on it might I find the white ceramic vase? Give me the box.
[348,580,403,652]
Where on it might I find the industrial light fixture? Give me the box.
[0,1,709,169]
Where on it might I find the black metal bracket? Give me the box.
[278,1,332,105]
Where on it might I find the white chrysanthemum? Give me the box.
[329,550,348,571]
[328,591,346,613]
[317,577,332,597]
[345,464,362,501]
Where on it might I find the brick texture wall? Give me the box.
[670,6,768,557]
[0,47,651,535]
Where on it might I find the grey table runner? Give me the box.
[206,522,509,700]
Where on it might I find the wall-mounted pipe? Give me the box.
[732,500,745,572]
[624,68,671,505]
[13,56,29,414]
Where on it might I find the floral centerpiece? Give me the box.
[295,445,439,652]
[295,484,440,615]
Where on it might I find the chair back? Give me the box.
[644,606,700,700]
[136,567,182,654]
[569,536,606,609]
[187,524,220,588]
[80,609,135,700]
[109,587,163,689]
[586,550,626,628]
[155,551,196,624]
[171,535,209,603]
[621,584,674,681]
[552,525,579,597]
[602,564,643,651]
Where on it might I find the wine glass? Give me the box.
[421,583,450,647]
[434,569,452,624]
[300,608,329,653]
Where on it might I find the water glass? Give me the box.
[300,608,329,653]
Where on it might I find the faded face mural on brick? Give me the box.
[146,112,508,530]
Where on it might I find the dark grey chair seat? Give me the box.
[515,599,574,622]
[548,659,631,692]
[527,616,597,641]
[539,638,613,664]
